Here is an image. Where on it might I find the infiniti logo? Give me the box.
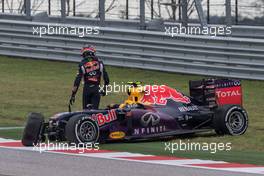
[141,112,160,127]
[89,71,97,76]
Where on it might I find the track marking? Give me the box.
[79,152,152,158]
[117,156,188,160]
[0,138,15,142]
[189,163,264,168]
[51,149,115,154]
[145,159,227,165]
[0,127,24,130]
[0,140,264,175]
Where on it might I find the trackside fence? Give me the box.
[0,19,263,80]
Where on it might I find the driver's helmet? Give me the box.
[81,44,96,59]
[119,81,145,109]
[126,81,145,103]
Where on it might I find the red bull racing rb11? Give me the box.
[22,78,248,146]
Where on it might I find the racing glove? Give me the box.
[99,90,106,96]
[69,95,75,105]
[69,88,77,105]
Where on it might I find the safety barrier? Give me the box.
[0,19,263,80]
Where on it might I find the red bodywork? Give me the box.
[141,85,191,105]
[216,85,242,106]
[189,79,243,107]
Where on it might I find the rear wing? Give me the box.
[189,78,242,108]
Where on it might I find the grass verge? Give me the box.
[0,56,264,164]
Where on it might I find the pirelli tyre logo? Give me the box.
[140,112,160,127]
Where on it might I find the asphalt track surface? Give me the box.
[0,148,261,176]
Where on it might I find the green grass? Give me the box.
[0,56,264,164]
[0,129,23,139]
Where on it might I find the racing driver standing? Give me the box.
[69,45,109,109]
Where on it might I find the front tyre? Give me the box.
[65,114,99,144]
[213,105,248,135]
[22,112,44,146]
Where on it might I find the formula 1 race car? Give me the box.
[22,78,248,146]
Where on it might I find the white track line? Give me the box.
[0,137,15,142]
[0,127,24,130]
[148,159,227,165]
[1,140,264,175]
[219,167,264,175]
[83,152,153,158]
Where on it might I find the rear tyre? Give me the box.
[65,114,99,144]
[213,105,248,135]
[22,112,44,146]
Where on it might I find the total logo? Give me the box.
[216,90,241,98]
[91,109,117,126]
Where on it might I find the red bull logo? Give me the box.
[141,85,191,105]
[91,110,117,126]
[84,61,100,72]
